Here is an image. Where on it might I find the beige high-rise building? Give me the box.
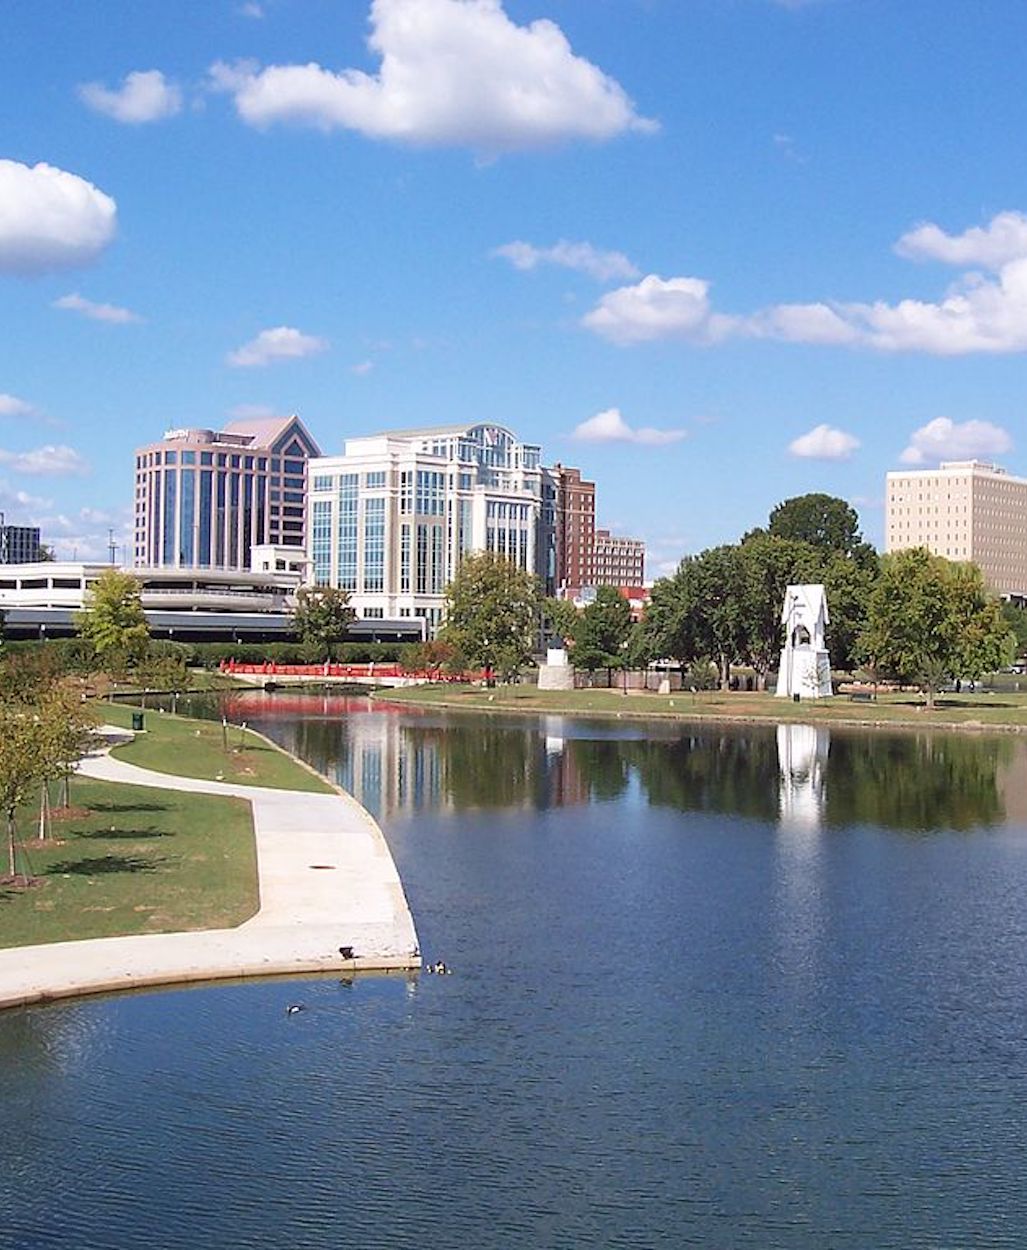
[885,459,1027,598]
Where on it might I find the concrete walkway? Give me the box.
[0,741,420,1010]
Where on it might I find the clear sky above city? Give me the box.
[2,0,1026,571]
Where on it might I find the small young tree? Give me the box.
[572,586,633,676]
[293,587,355,661]
[0,708,47,880]
[76,569,150,676]
[40,683,97,814]
[441,552,540,680]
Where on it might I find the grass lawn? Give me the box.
[0,775,258,948]
[377,682,1027,731]
[98,701,333,793]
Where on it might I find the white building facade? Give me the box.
[307,423,556,631]
[886,459,1027,598]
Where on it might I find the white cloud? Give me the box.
[350,360,375,375]
[79,70,182,124]
[210,0,656,155]
[899,417,1013,466]
[0,444,89,476]
[227,325,328,367]
[572,407,686,447]
[582,275,733,345]
[239,2,265,16]
[53,292,142,324]
[0,160,117,276]
[0,393,34,418]
[0,480,51,517]
[788,423,860,460]
[492,240,638,283]
[582,211,1027,356]
[895,211,1027,270]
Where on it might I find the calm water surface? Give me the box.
[3,693,1027,1249]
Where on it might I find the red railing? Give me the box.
[219,660,486,683]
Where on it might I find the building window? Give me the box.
[336,473,359,590]
[363,496,386,592]
[366,470,386,489]
[312,498,332,586]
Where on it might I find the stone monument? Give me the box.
[774,583,832,699]
[537,637,575,691]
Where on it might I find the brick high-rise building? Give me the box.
[593,528,645,590]
[553,464,595,591]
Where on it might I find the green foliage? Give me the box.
[1001,601,1027,658]
[542,596,579,645]
[293,586,355,660]
[441,551,541,679]
[768,493,865,556]
[858,548,1015,706]
[75,569,150,673]
[572,586,632,672]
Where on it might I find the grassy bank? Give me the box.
[100,701,333,793]
[376,682,1027,731]
[0,776,257,948]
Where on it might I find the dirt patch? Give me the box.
[51,805,90,822]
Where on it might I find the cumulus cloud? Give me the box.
[582,275,734,345]
[0,444,88,476]
[788,423,860,460]
[492,240,638,283]
[0,481,51,516]
[227,326,328,367]
[210,0,656,155]
[895,211,1027,270]
[582,211,1027,355]
[0,393,35,418]
[79,70,182,123]
[899,417,1013,465]
[0,160,117,276]
[350,360,375,376]
[572,407,686,446]
[53,292,142,324]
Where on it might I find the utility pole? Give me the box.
[108,528,117,565]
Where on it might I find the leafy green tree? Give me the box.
[1001,601,1027,661]
[572,586,633,673]
[858,548,1014,707]
[768,492,865,556]
[75,569,150,674]
[542,596,579,645]
[293,586,355,660]
[735,534,820,687]
[441,551,540,680]
[39,682,97,815]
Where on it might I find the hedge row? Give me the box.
[2,637,416,672]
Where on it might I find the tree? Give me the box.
[858,548,1014,707]
[1001,601,1027,661]
[734,534,820,688]
[0,708,47,879]
[40,683,97,812]
[440,552,540,680]
[768,493,865,557]
[572,586,632,674]
[293,586,355,660]
[542,596,579,646]
[76,569,150,674]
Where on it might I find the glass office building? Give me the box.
[133,416,320,570]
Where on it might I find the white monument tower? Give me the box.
[775,583,832,699]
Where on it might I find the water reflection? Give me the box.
[162,692,1018,832]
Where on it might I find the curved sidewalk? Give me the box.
[0,747,420,1011]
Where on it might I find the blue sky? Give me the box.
[2,0,1027,572]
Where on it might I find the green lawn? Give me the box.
[378,682,1027,731]
[0,775,258,948]
[99,701,334,793]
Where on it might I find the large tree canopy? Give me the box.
[858,548,1014,706]
[768,493,865,557]
[441,551,540,679]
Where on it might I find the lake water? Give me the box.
[3,693,1027,1249]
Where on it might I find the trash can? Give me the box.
[131,711,145,732]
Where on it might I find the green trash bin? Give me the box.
[131,711,145,732]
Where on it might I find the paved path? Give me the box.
[0,742,420,1010]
